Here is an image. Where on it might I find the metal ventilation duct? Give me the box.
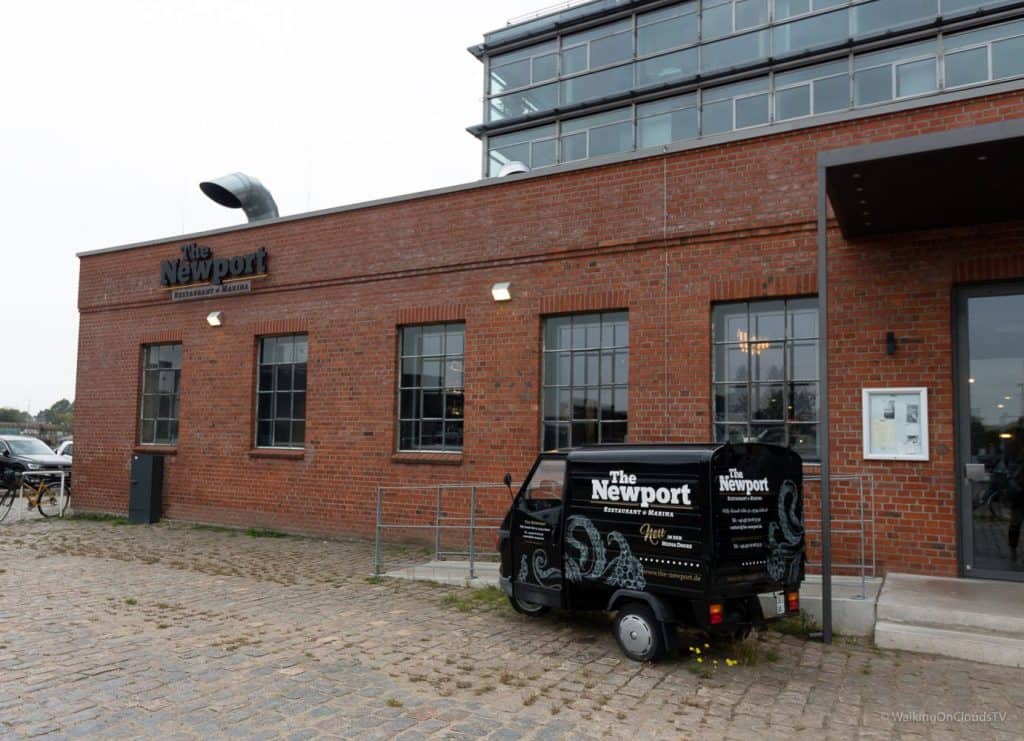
[199,172,279,222]
[497,161,530,177]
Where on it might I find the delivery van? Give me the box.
[497,443,805,662]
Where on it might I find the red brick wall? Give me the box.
[76,90,1024,577]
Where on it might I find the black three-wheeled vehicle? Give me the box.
[497,443,805,662]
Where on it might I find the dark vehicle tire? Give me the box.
[508,593,550,617]
[36,483,63,518]
[614,602,665,663]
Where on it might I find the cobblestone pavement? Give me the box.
[1,519,1022,739]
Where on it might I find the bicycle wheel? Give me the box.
[36,482,64,518]
[989,491,1011,522]
[0,491,13,522]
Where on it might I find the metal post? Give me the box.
[858,476,866,599]
[817,161,833,644]
[374,486,383,577]
[469,487,477,581]
[435,485,443,561]
[870,477,877,578]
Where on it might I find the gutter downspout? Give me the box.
[817,160,833,645]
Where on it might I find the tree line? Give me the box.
[0,399,74,429]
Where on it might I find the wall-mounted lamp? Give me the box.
[885,331,897,356]
[207,311,224,327]
[491,282,512,302]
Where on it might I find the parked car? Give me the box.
[0,435,72,478]
[498,443,805,662]
[55,439,73,459]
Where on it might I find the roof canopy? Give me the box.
[823,118,1024,239]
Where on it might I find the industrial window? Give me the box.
[489,40,559,96]
[638,2,699,57]
[712,299,819,459]
[488,124,558,176]
[139,344,181,446]
[702,77,771,135]
[560,108,634,161]
[943,18,1024,89]
[638,93,699,148]
[701,0,770,40]
[561,18,633,76]
[542,312,629,450]
[399,323,465,452]
[853,39,937,106]
[774,59,850,120]
[256,335,308,449]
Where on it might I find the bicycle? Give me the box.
[0,471,70,522]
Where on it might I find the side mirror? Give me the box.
[503,472,513,497]
[1,449,8,457]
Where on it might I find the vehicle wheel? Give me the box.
[508,593,550,617]
[36,483,63,518]
[0,492,13,522]
[614,602,665,663]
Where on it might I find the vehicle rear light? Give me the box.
[709,603,724,625]
[786,591,799,613]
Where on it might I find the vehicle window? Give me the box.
[523,459,566,510]
[8,439,55,456]
[67,445,73,456]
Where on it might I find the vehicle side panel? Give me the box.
[564,459,708,604]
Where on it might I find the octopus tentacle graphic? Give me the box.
[767,480,804,583]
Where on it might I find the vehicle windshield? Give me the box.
[7,438,55,456]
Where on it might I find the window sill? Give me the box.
[133,445,177,456]
[392,451,464,466]
[248,448,305,460]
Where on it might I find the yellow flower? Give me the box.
[694,648,701,655]
[703,643,709,648]
[697,657,703,663]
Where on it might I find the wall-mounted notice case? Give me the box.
[862,387,929,461]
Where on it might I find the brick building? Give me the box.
[76,0,1024,582]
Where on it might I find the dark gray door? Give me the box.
[956,283,1024,581]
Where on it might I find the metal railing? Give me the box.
[2,469,70,523]
[374,483,511,579]
[507,0,594,26]
[804,472,876,599]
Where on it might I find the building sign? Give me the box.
[171,281,253,302]
[160,243,268,289]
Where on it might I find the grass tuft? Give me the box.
[440,586,507,612]
[69,512,129,525]
[770,611,821,639]
[245,528,288,539]
[385,698,403,708]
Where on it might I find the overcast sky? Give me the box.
[0,0,551,413]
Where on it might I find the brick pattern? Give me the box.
[75,90,1024,577]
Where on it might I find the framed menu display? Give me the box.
[862,388,929,461]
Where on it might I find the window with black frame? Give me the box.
[139,344,181,446]
[399,323,465,452]
[712,298,819,459]
[542,311,629,450]
[256,335,308,449]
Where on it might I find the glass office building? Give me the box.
[472,0,1024,176]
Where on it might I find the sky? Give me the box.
[0,0,551,413]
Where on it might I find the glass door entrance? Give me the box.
[958,284,1024,580]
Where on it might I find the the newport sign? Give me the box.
[161,243,269,302]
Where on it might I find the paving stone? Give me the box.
[1,519,1022,739]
